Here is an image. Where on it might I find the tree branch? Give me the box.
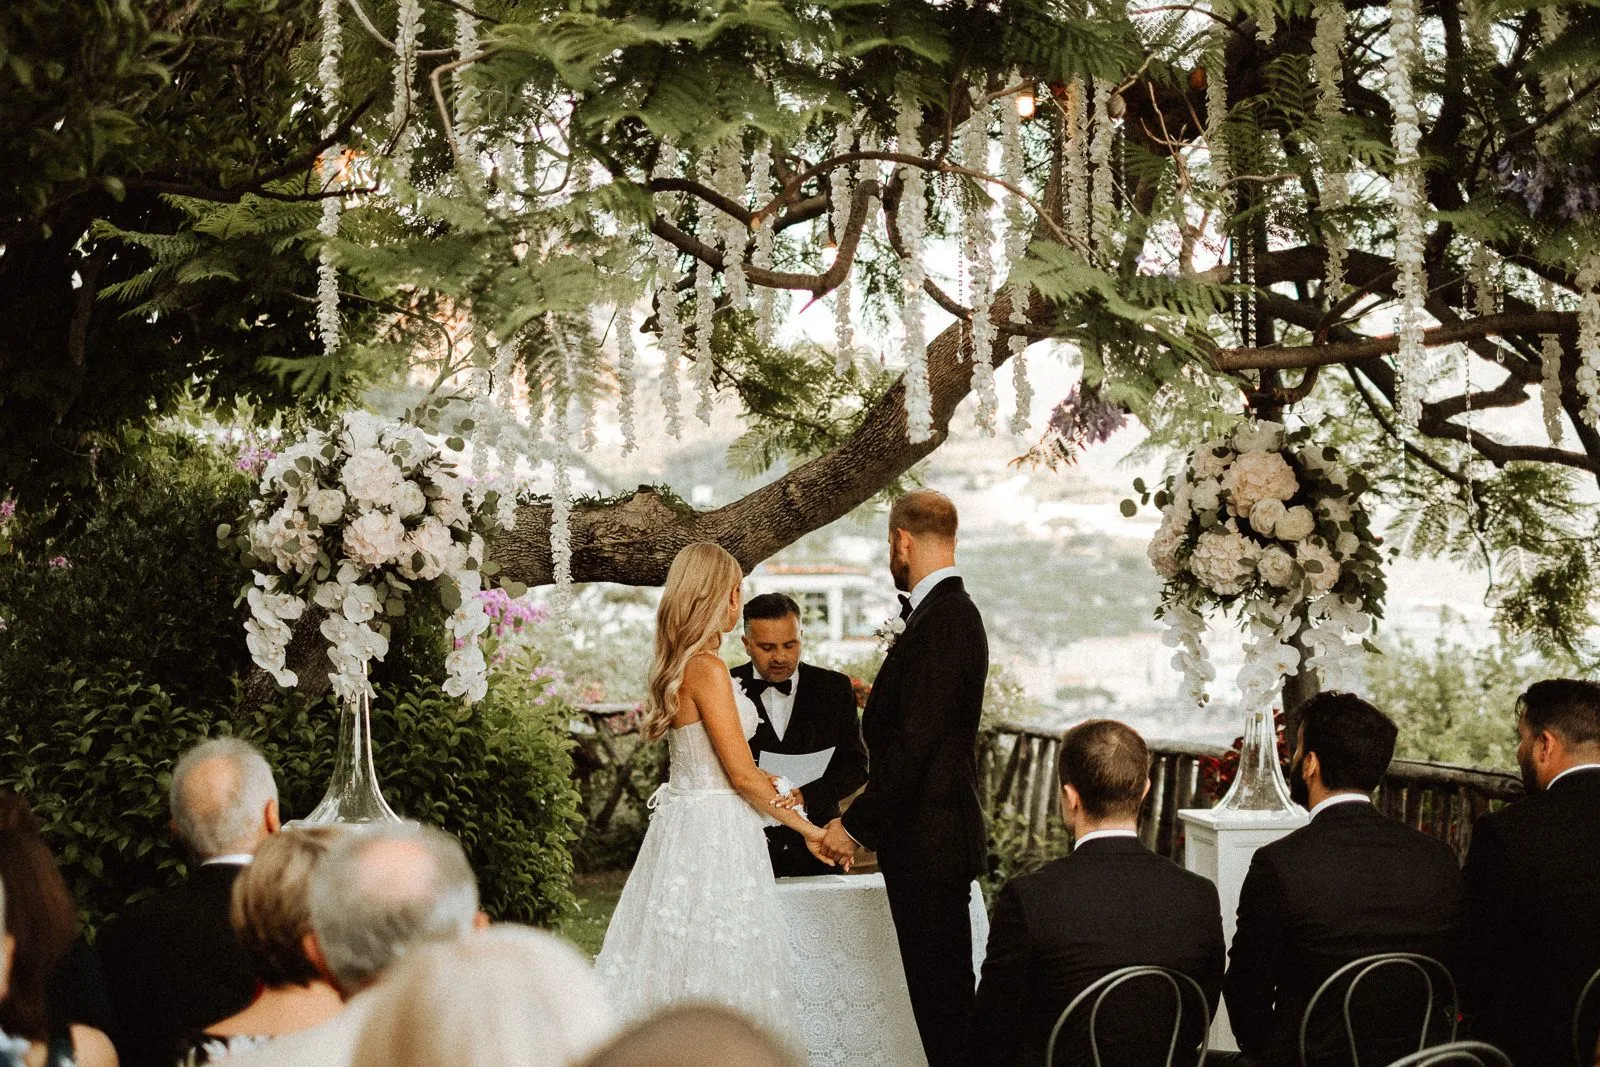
[1210,311,1576,371]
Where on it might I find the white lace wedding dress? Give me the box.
[595,695,801,1046]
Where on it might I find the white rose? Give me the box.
[307,488,347,525]
[394,480,428,519]
[1275,505,1317,542]
[1335,531,1361,557]
[341,411,385,452]
[1258,546,1299,589]
[1189,528,1259,596]
[343,510,407,567]
[264,507,319,574]
[1192,438,1234,480]
[400,517,455,581]
[1231,421,1285,454]
[1249,498,1287,537]
[1318,496,1354,523]
[341,448,404,507]
[1191,477,1222,515]
[1297,539,1341,593]
[1147,519,1188,579]
[1221,450,1299,516]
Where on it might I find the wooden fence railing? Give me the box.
[978,721,1525,862]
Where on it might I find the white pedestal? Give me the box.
[1180,806,1308,1053]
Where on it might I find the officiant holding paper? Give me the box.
[732,593,870,878]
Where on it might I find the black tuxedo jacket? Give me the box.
[841,575,988,883]
[97,861,259,1067]
[969,837,1226,1067]
[1463,765,1600,1067]
[732,660,868,830]
[1223,801,1466,1067]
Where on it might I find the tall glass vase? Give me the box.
[295,690,403,826]
[1215,704,1298,814]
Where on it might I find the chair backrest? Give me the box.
[1298,953,1459,1067]
[1383,1040,1513,1066]
[1045,965,1211,1067]
[1574,966,1600,1067]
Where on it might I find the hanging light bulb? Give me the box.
[821,239,839,269]
[1015,85,1037,119]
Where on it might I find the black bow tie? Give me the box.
[897,594,913,620]
[746,676,793,698]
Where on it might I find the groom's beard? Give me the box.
[1289,758,1311,809]
[889,547,911,592]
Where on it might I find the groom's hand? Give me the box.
[820,818,857,870]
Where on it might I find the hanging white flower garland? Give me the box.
[1468,242,1499,318]
[617,300,639,454]
[896,96,934,443]
[750,145,778,344]
[829,122,856,374]
[1577,253,1600,428]
[716,139,750,312]
[389,0,424,184]
[1089,80,1117,258]
[1387,0,1427,426]
[1538,279,1565,445]
[315,0,343,358]
[692,155,718,426]
[1001,87,1033,434]
[1312,0,1348,301]
[652,145,685,438]
[961,101,998,434]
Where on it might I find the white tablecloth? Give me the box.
[776,873,990,1067]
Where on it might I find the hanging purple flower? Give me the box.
[1014,382,1129,470]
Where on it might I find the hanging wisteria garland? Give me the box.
[1538,279,1565,444]
[961,98,999,434]
[895,95,935,443]
[616,299,639,454]
[389,0,424,184]
[652,145,686,439]
[830,122,856,374]
[1578,253,1600,428]
[1311,0,1349,301]
[1000,86,1033,435]
[1388,0,1428,426]
[314,0,343,359]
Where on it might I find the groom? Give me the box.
[820,489,989,1067]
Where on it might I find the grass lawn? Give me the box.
[561,869,629,958]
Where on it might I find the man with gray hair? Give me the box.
[227,823,484,1067]
[98,737,280,1067]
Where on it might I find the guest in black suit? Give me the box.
[970,720,1225,1067]
[97,738,280,1067]
[819,489,989,1067]
[731,593,868,878]
[1463,678,1600,1067]
[1224,693,1465,1067]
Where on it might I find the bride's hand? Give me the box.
[803,825,839,868]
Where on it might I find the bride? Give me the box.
[596,542,840,1043]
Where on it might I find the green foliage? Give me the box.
[1362,613,1576,771]
[0,664,580,935]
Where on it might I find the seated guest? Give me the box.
[98,740,278,1067]
[579,1004,799,1067]
[0,793,115,1039]
[1224,693,1465,1067]
[733,594,868,877]
[0,832,118,1067]
[174,828,342,1064]
[968,719,1225,1067]
[351,925,613,1067]
[225,824,484,1067]
[1463,678,1600,1066]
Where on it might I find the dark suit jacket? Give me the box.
[841,575,988,882]
[733,660,869,871]
[97,861,258,1067]
[969,837,1226,1067]
[1223,800,1466,1067]
[1463,765,1600,1067]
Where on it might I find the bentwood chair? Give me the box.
[1575,966,1600,1066]
[1298,953,1459,1067]
[1045,965,1211,1067]
[1383,1040,1512,1066]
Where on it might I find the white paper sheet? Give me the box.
[759,747,835,788]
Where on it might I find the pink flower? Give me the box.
[47,555,69,568]
[0,499,15,522]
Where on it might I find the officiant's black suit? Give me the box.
[968,836,1225,1067]
[1223,801,1465,1067]
[841,575,988,1067]
[1462,765,1600,1067]
[97,861,258,1067]
[732,659,869,877]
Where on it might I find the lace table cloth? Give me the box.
[776,873,990,1067]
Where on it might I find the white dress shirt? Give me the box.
[758,669,800,742]
[1074,828,1139,848]
[1548,763,1600,788]
[200,853,253,867]
[907,565,962,613]
[1309,792,1371,818]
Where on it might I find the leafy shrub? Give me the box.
[0,661,580,935]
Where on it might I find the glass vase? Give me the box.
[294,690,403,826]
[1215,704,1298,814]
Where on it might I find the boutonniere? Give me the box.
[874,616,907,653]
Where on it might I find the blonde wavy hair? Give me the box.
[642,542,742,741]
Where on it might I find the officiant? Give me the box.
[732,593,870,877]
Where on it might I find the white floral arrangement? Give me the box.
[873,615,907,653]
[221,410,519,706]
[1136,421,1386,713]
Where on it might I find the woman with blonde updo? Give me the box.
[594,543,837,1049]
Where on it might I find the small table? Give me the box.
[776,873,990,1067]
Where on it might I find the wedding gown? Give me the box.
[595,693,801,1045]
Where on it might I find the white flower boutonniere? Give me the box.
[874,616,907,653]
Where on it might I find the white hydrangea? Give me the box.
[394,480,428,519]
[344,509,407,567]
[1193,438,1234,480]
[1231,421,1285,453]
[341,448,404,507]
[1296,538,1341,593]
[1221,450,1299,516]
[1334,531,1361,558]
[262,507,319,574]
[400,517,455,581]
[1190,528,1259,595]
[1258,545,1299,588]
[1191,477,1222,514]
[307,488,347,526]
[1147,519,1188,579]
[1318,496,1353,523]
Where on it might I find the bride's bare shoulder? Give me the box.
[682,651,730,689]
